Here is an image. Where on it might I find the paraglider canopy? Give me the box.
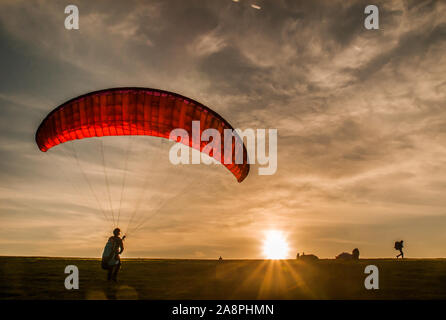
[35,87,249,182]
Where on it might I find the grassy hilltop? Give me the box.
[1,257,446,299]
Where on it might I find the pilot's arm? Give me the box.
[118,239,124,254]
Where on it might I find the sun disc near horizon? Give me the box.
[262,230,290,259]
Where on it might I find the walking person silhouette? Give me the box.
[394,240,404,259]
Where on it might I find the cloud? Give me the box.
[0,0,446,258]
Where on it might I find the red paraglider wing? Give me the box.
[35,88,249,182]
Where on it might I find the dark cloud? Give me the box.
[0,26,96,99]
[348,22,446,82]
[198,46,270,95]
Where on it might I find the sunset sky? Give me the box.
[1,0,446,259]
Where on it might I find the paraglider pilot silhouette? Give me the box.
[102,228,125,281]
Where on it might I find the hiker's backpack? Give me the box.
[394,241,402,250]
[101,238,114,270]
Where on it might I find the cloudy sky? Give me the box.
[0,0,446,259]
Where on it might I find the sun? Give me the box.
[262,230,290,259]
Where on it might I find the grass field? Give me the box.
[1,256,446,299]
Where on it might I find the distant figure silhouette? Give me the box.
[296,252,319,261]
[219,256,223,261]
[101,228,125,282]
[395,240,404,259]
[336,248,360,260]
